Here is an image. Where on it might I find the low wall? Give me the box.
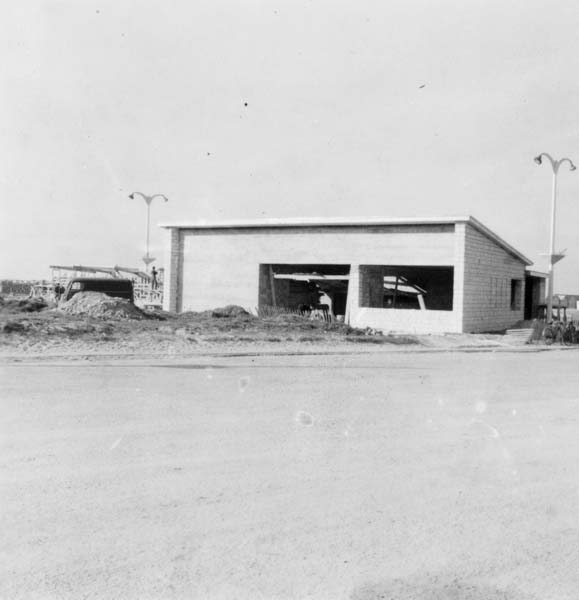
[350,307,460,334]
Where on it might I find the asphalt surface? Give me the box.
[2,351,579,599]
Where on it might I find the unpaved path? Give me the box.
[2,352,579,599]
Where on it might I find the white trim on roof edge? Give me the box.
[159,215,470,228]
[159,215,532,266]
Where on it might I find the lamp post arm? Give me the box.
[536,152,558,172]
[558,157,577,172]
[129,191,152,205]
[535,153,576,174]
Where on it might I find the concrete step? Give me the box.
[504,328,535,344]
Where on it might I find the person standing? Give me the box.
[317,290,333,321]
[150,267,158,290]
[53,283,63,302]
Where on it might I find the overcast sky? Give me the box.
[2,1,579,291]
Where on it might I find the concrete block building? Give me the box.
[161,216,544,334]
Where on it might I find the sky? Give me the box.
[3,0,579,292]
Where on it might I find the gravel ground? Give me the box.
[2,351,579,599]
[0,295,516,360]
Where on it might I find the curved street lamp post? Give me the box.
[129,192,168,271]
[534,153,576,321]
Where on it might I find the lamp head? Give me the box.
[570,163,577,171]
[534,155,542,165]
[128,193,134,199]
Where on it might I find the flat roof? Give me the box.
[160,215,532,266]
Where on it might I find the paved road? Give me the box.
[2,351,579,599]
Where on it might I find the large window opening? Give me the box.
[359,265,454,311]
[258,264,351,318]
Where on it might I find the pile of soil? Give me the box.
[0,297,48,313]
[211,305,251,318]
[0,297,421,357]
[58,292,151,321]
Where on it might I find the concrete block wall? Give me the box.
[462,224,526,332]
[351,307,459,334]
[452,223,466,330]
[345,264,360,324]
[163,228,182,313]
[173,226,456,313]
[162,222,528,333]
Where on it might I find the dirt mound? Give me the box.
[58,292,150,320]
[211,305,251,318]
[0,298,48,313]
[1,320,31,333]
[268,313,305,323]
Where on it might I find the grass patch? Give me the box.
[297,336,320,343]
[345,335,418,345]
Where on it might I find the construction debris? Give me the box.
[211,305,251,318]
[58,292,151,320]
[1,297,48,313]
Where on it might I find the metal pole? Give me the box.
[547,170,557,322]
[145,199,151,264]
[129,192,168,272]
[533,153,575,323]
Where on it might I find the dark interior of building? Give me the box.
[359,265,454,311]
[258,264,351,317]
[258,264,455,316]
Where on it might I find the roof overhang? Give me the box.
[160,215,468,230]
[525,268,548,279]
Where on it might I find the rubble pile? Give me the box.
[59,292,150,320]
[0,297,48,313]
[211,305,251,318]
